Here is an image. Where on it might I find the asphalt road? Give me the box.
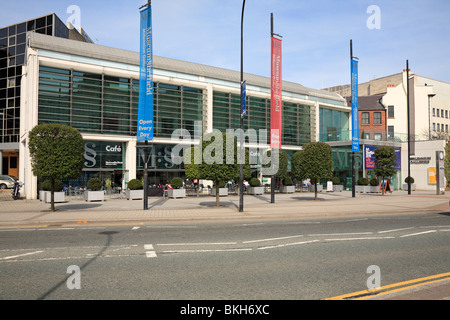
[1,212,449,302]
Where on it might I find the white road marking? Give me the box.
[308,232,373,237]
[400,230,437,238]
[132,226,140,230]
[156,242,237,246]
[144,244,154,250]
[162,248,252,254]
[324,237,395,241]
[0,250,44,261]
[243,235,304,244]
[258,240,320,250]
[146,251,157,258]
[378,227,414,234]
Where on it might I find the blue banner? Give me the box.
[241,80,246,117]
[137,6,154,142]
[351,59,359,152]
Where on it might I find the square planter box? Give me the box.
[168,188,186,199]
[280,185,295,193]
[211,188,228,197]
[309,185,323,192]
[126,189,144,200]
[84,190,105,202]
[368,186,379,193]
[403,184,416,191]
[333,185,344,192]
[248,186,264,195]
[356,185,370,193]
[45,191,66,203]
[39,190,49,201]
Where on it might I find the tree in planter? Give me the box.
[374,146,398,195]
[170,177,184,189]
[87,178,103,191]
[262,149,288,191]
[184,146,202,197]
[128,179,143,190]
[357,177,369,185]
[291,142,333,200]
[28,124,84,211]
[198,132,239,208]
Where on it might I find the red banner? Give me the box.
[270,37,282,149]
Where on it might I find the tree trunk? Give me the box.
[215,179,220,208]
[314,182,318,200]
[50,178,55,212]
[381,177,385,196]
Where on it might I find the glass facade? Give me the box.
[212,91,312,146]
[319,107,350,142]
[0,14,74,143]
[38,66,204,138]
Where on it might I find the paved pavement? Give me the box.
[1,188,449,300]
[1,188,449,227]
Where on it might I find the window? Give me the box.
[388,126,394,139]
[374,112,381,124]
[374,133,382,141]
[446,125,448,133]
[433,108,436,116]
[442,110,444,118]
[364,132,370,140]
[446,110,448,119]
[437,123,440,131]
[362,112,369,124]
[442,124,445,132]
[388,105,394,118]
[437,109,440,117]
[433,123,436,131]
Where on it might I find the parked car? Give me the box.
[0,175,17,189]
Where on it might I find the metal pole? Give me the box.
[407,60,411,195]
[143,141,149,210]
[351,40,356,198]
[239,0,246,213]
[270,13,275,204]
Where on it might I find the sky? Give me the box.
[1,0,450,90]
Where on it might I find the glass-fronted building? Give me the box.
[19,30,348,199]
[0,14,91,178]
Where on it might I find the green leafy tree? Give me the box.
[184,146,202,197]
[198,132,240,207]
[28,124,84,211]
[374,146,397,195]
[444,142,450,190]
[291,142,333,200]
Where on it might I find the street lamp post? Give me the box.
[239,0,246,213]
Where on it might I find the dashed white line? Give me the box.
[0,250,44,261]
[258,240,320,250]
[156,242,237,246]
[378,227,414,234]
[324,237,395,242]
[243,235,303,244]
[162,248,252,254]
[400,230,437,238]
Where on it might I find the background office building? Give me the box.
[0,13,91,178]
[19,29,349,200]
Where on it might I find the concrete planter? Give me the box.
[126,189,144,200]
[39,190,49,201]
[84,190,105,202]
[355,185,369,193]
[280,185,295,193]
[309,184,323,192]
[369,186,379,193]
[402,184,416,191]
[45,191,66,203]
[248,186,264,195]
[211,188,228,197]
[333,185,344,192]
[168,188,186,199]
